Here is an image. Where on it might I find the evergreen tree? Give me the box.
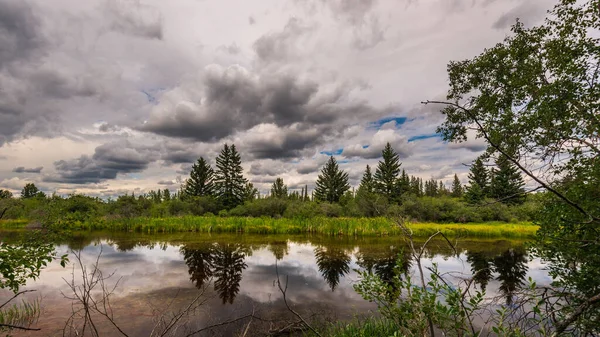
[424,179,438,197]
[21,183,39,199]
[314,156,350,203]
[163,189,171,201]
[303,185,309,201]
[373,143,402,201]
[184,157,215,198]
[464,157,490,204]
[398,169,410,196]
[214,144,247,209]
[451,174,463,198]
[490,154,526,205]
[357,165,374,194]
[270,178,288,199]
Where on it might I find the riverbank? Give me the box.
[0,217,539,238]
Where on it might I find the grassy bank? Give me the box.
[1,217,539,238]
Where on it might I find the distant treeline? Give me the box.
[0,143,538,224]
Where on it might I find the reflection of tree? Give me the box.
[356,246,411,296]
[181,243,215,289]
[268,241,289,260]
[314,246,351,291]
[181,243,248,304]
[493,248,528,305]
[466,251,494,292]
[213,243,248,304]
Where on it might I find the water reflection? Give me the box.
[0,231,544,336]
[314,246,351,291]
[466,247,529,304]
[181,243,249,304]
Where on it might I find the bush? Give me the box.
[283,201,320,219]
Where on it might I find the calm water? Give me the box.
[0,232,551,336]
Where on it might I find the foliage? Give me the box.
[0,232,67,293]
[214,144,247,209]
[20,183,41,199]
[182,157,214,198]
[373,143,402,202]
[0,189,12,199]
[450,174,462,198]
[490,154,526,205]
[270,177,288,199]
[314,156,350,203]
[464,157,489,204]
[434,0,600,332]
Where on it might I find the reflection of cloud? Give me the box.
[13,238,550,333]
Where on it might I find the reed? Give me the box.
[51,216,540,238]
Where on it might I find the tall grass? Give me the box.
[50,216,541,238]
[317,318,398,337]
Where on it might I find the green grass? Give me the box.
[0,216,539,238]
[0,219,28,228]
[317,318,399,337]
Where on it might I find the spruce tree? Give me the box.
[242,182,258,202]
[490,154,526,205]
[314,156,350,203]
[373,143,402,201]
[214,144,247,209]
[270,178,288,199]
[184,157,214,197]
[163,189,171,201]
[357,165,374,194]
[451,174,463,198]
[464,157,489,203]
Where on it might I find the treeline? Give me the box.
[0,143,538,224]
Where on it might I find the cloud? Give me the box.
[248,161,288,177]
[492,2,550,30]
[253,17,314,63]
[343,129,413,159]
[248,16,256,25]
[105,0,163,40]
[13,166,43,173]
[157,180,175,185]
[0,0,42,68]
[45,140,160,184]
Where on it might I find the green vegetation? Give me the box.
[0,216,538,238]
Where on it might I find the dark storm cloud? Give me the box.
[141,65,377,147]
[246,126,322,160]
[248,162,287,177]
[105,0,163,40]
[98,122,120,132]
[0,0,42,68]
[45,141,159,184]
[13,166,43,173]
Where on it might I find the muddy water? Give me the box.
[0,232,551,336]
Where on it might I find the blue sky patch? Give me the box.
[408,134,441,142]
[370,116,408,129]
[320,148,343,156]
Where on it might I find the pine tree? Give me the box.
[314,156,350,203]
[270,178,288,199]
[304,185,309,201]
[464,157,490,204]
[451,174,463,198]
[163,189,171,201]
[214,144,248,209]
[399,169,410,196]
[490,154,526,205]
[184,157,215,198]
[374,143,402,202]
[357,165,374,194]
[242,182,258,202]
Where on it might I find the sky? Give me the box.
[0,0,555,197]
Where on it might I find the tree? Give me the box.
[358,165,374,194]
[214,144,247,209]
[314,156,350,203]
[451,174,463,198]
[20,183,39,199]
[183,157,214,198]
[270,178,288,199]
[242,182,258,202]
[163,189,171,201]
[0,189,12,199]
[464,158,489,204]
[430,0,600,331]
[373,143,402,202]
[490,154,526,205]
